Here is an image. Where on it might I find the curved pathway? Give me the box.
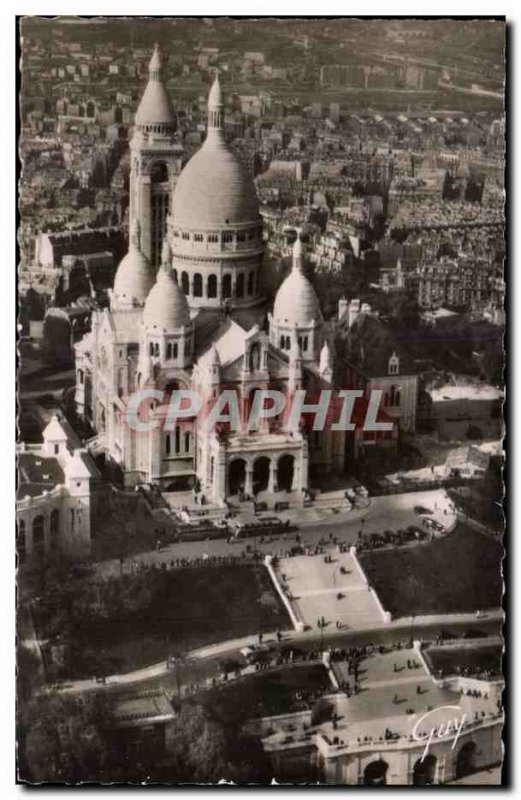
[54,608,503,696]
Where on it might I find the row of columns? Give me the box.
[176,269,257,301]
[228,455,303,497]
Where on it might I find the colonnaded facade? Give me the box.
[75,50,351,503]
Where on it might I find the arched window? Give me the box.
[222,274,232,299]
[50,509,60,550]
[149,342,154,356]
[208,274,217,298]
[184,431,191,453]
[32,516,45,554]
[285,336,291,350]
[389,386,396,406]
[166,434,171,456]
[181,272,190,295]
[249,343,261,372]
[173,342,178,358]
[236,273,245,298]
[298,336,303,350]
[193,273,203,297]
[154,342,160,357]
[280,335,285,350]
[303,336,308,351]
[395,389,401,406]
[166,343,172,359]
[150,161,169,184]
[172,268,178,282]
[247,272,254,295]
[17,520,26,565]
[175,426,181,453]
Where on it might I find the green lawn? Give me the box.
[359,524,503,618]
[425,643,503,679]
[37,565,290,680]
[199,664,331,725]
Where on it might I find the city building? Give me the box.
[16,414,101,564]
[337,299,419,435]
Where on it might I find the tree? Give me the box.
[168,702,230,783]
[19,693,112,783]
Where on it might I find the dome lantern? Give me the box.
[207,71,224,134]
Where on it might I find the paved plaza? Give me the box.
[312,646,498,748]
[279,549,383,632]
[89,488,456,583]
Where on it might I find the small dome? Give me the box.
[273,238,322,326]
[143,269,191,330]
[113,230,154,307]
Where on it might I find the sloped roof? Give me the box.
[42,414,81,449]
[198,318,247,369]
[337,313,414,378]
[17,453,65,498]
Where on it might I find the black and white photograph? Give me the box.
[15,14,505,786]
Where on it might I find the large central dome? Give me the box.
[171,75,259,229]
[171,139,259,228]
[167,74,264,312]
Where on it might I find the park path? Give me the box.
[54,608,503,696]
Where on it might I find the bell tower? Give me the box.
[129,45,182,268]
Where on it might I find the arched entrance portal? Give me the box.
[228,459,246,496]
[455,741,476,779]
[253,457,270,494]
[278,454,295,492]
[413,755,437,785]
[363,760,388,786]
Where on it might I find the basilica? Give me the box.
[74,47,349,504]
